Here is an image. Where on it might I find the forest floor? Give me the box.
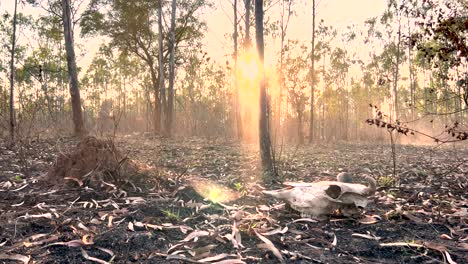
[0,134,467,264]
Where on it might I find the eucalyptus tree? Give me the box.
[313,21,335,140]
[364,10,406,122]
[309,0,317,143]
[324,47,350,140]
[0,4,32,141]
[82,45,113,115]
[387,0,403,121]
[82,0,161,132]
[410,0,467,123]
[243,0,251,48]
[283,40,309,144]
[61,0,86,136]
[157,0,165,134]
[81,0,209,134]
[8,0,19,144]
[233,0,241,139]
[256,0,274,179]
[277,0,293,128]
[166,0,177,136]
[177,49,230,137]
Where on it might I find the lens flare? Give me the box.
[235,50,263,143]
[237,50,262,83]
[191,180,239,203]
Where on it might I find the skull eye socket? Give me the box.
[325,185,342,199]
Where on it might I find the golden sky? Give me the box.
[204,0,387,66]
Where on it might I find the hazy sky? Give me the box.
[205,0,387,65]
[0,0,388,70]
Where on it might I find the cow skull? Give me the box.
[263,176,376,218]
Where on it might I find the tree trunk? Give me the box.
[150,62,160,133]
[309,0,316,143]
[62,0,85,136]
[158,0,166,134]
[234,0,242,139]
[407,19,415,121]
[298,111,303,144]
[244,0,251,48]
[392,17,401,121]
[166,0,177,136]
[255,0,274,179]
[277,0,291,145]
[8,0,18,145]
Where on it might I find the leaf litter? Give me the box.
[0,135,467,263]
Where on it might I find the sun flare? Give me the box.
[237,50,262,83]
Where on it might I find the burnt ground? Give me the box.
[0,134,467,264]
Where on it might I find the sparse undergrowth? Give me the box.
[0,134,467,263]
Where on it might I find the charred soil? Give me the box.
[0,135,467,263]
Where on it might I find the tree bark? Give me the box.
[158,0,166,134]
[255,0,274,178]
[392,16,401,121]
[166,0,177,136]
[8,0,18,145]
[308,0,316,143]
[244,0,251,48]
[407,19,415,121]
[234,0,242,139]
[149,62,160,132]
[62,0,85,136]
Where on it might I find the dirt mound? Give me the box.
[46,136,140,188]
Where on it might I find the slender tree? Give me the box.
[244,0,251,48]
[277,0,292,142]
[407,18,415,120]
[309,0,316,143]
[166,0,177,136]
[158,0,166,134]
[389,0,402,121]
[62,0,85,136]
[8,0,19,145]
[392,18,401,121]
[255,0,274,178]
[233,0,242,139]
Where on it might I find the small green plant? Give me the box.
[233,182,243,191]
[232,182,248,196]
[162,209,181,221]
[378,176,396,187]
[387,190,398,197]
[14,175,23,181]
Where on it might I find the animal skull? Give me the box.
[263,176,376,218]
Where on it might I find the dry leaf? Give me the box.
[359,215,380,224]
[211,259,246,264]
[352,233,382,241]
[81,248,110,264]
[260,226,288,236]
[255,231,284,263]
[107,215,113,228]
[182,230,210,242]
[0,253,30,264]
[440,234,453,240]
[292,218,318,223]
[128,222,134,231]
[197,253,229,262]
[23,235,59,247]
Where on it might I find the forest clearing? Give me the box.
[0,0,467,263]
